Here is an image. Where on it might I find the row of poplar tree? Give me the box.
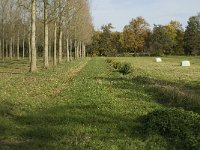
[88,13,200,56]
[0,0,93,72]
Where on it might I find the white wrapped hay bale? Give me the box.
[181,60,190,67]
[155,58,162,62]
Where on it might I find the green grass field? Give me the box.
[0,56,199,149]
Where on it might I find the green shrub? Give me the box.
[118,62,132,75]
[143,108,200,149]
[112,61,121,70]
[106,58,113,63]
[106,59,132,75]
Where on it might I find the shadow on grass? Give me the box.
[0,98,174,149]
[0,103,141,149]
[1,103,198,149]
[8,102,197,149]
[95,75,200,114]
[132,76,200,113]
[0,96,198,149]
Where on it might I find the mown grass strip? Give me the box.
[0,57,199,149]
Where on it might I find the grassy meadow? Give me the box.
[0,56,199,149]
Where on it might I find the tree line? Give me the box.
[88,13,200,56]
[0,0,93,72]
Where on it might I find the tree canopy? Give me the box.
[88,13,200,56]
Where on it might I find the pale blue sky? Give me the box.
[90,0,200,31]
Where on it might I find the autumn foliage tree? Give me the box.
[85,14,200,57]
[122,17,150,55]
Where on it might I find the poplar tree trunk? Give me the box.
[83,43,86,57]
[22,38,25,59]
[1,16,4,60]
[58,0,62,64]
[44,0,49,68]
[79,41,82,58]
[70,39,73,61]
[84,43,86,57]
[2,38,4,61]
[53,21,57,66]
[53,0,57,66]
[74,41,77,59]
[28,33,31,62]
[23,38,25,59]
[49,39,51,59]
[6,40,8,58]
[22,27,25,59]
[9,37,12,60]
[77,41,79,59]
[17,31,20,60]
[81,42,84,57]
[30,0,37,72]
[12,37,15,57]
[66,37,70,62]
[58,30,62,64]
[0,40,1,59]
[78,41,80,58]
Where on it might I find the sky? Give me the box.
[90,0,200,31]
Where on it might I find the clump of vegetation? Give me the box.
[118,62,132,75]
[143,108,200,149]
[106,59,132,75]
[112,61,121,69]
[105,58,113,64]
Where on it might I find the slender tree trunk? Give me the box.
[74,28,77,60]
[53,21,57,66]
[49,39,51,59]
[30,0,37,72]
[63,35,66,59]
[1,17,4,60]
[23,37,25,59]
[66,37,70,62]
[5,40,8,58]
[79,41,82,58]
[2,38,4,61]
[79,42,81,58]
[70,39,73,61]
[83,42,86,57]
[9,37,12,60]
[58,0,63,64]
[28,33,31,62]
[0,39,1,59]
[17,30,20,60]
[58,30,62,64]
[81,42,84,57]
[75,41,78,59]
[22,27,25,59]
[53,0,57,66]
[74,41,76,59]
[44,0,49,68]
[12,36,15,57]
[77,41,79,59]
[0,40,1,59]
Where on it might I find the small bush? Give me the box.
[143,108,200,149]
[106,59,132,75]
[112,61,121,70]
[106,58,113,64]
[118,62,132,75]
